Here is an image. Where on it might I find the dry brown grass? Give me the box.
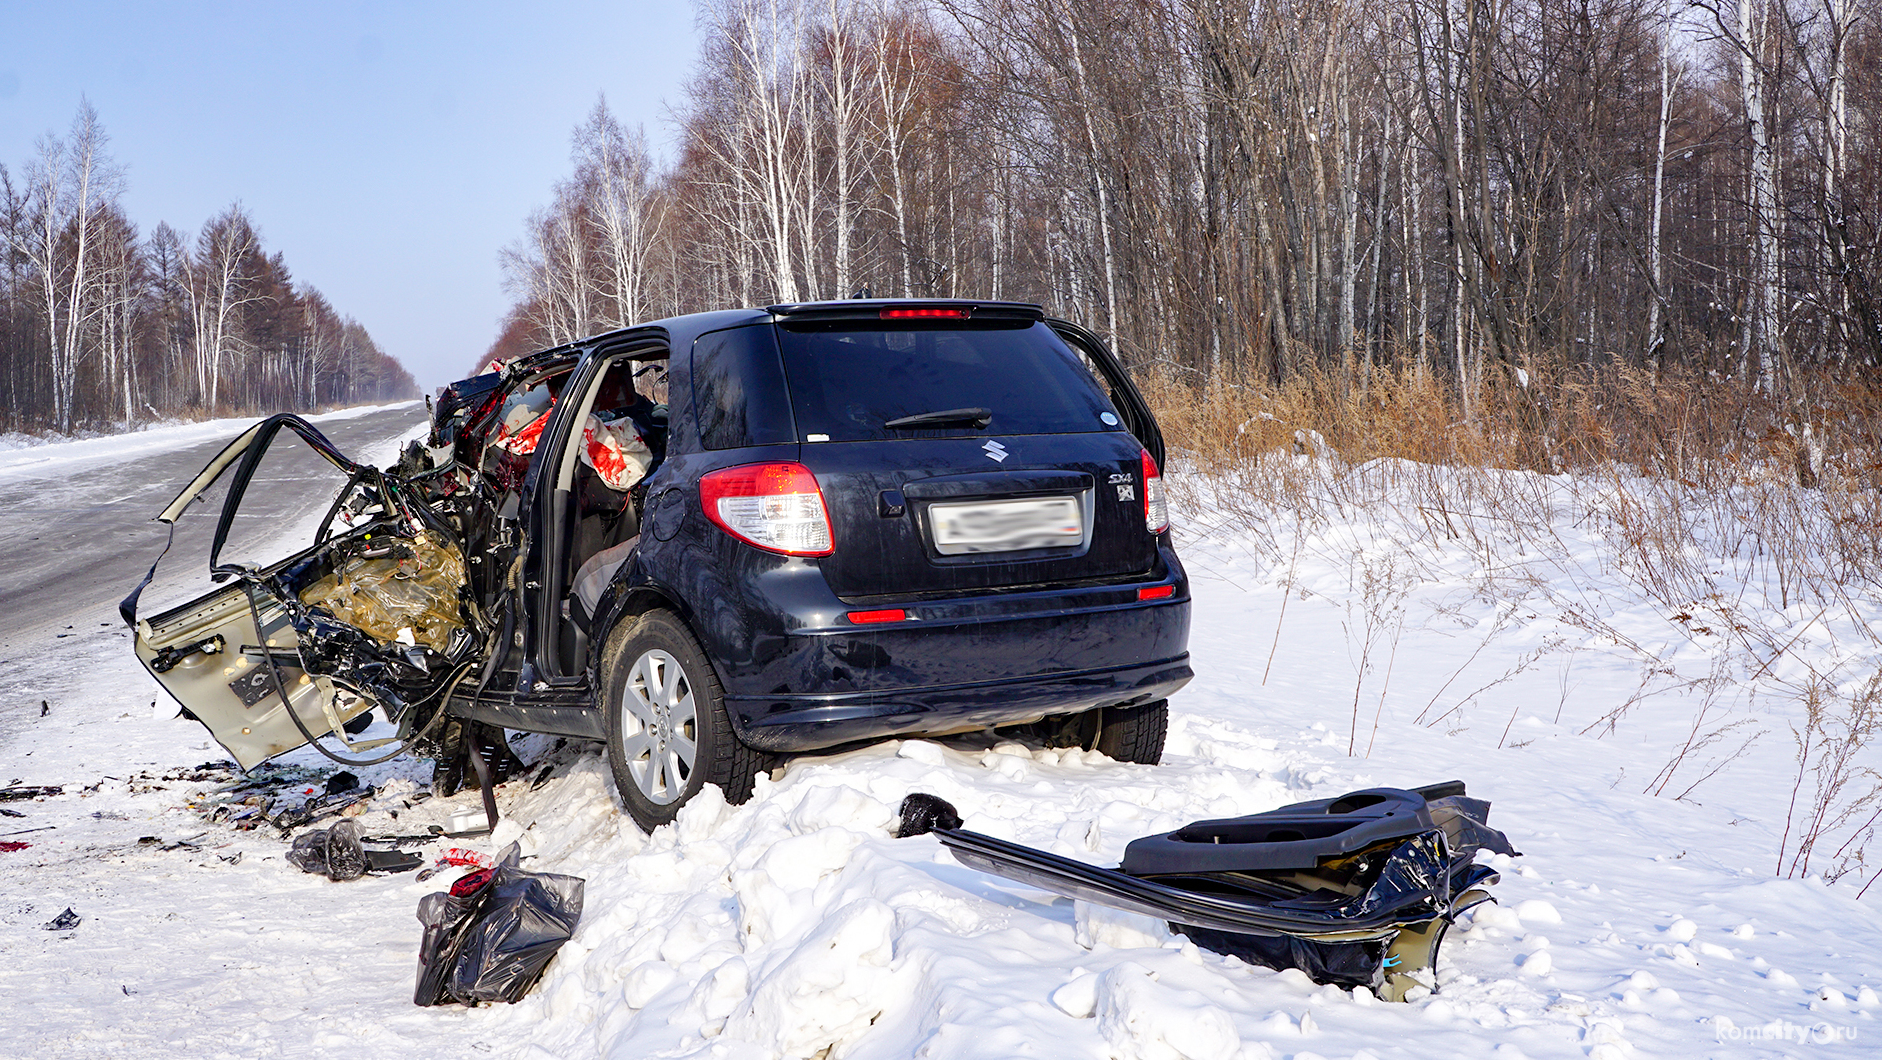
[1138,358,1882,487]
[1139,356,1882,888]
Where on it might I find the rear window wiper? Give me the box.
[882,407,992,430]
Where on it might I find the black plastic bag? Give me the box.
[413,843,584,1006]
[287,819,367,881]
[287,819,424,879]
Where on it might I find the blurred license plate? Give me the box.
[930,496,1083,555]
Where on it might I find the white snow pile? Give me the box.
[4,451,1882,1059]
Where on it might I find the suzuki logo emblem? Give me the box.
[982,439,1009,463]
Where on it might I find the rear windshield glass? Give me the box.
[775,321,1121,442]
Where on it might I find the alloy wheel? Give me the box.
[618,647,698,804]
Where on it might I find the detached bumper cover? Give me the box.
[904,782,1517,999]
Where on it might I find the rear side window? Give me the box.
[692,325,796,450]
[776,321,1122,441]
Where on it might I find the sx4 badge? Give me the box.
[1109,472,1136,502]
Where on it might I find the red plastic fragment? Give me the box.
[450,868,494,897]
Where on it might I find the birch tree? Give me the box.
[1703,0,1784,386]
[575,98,662,329]
[185,205,269,411]
[16,104,124,431]
[1646,0,1678,368]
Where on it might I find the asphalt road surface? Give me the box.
[0,404,430,659]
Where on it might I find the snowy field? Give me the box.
[2,433,1879,1059]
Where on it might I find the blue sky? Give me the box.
[1,1,700,390]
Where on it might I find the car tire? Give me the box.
[600,609,765,832]
[1094,700,1167,765]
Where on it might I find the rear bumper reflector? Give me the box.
[1137,585,1175,601]
[847,608,908,624]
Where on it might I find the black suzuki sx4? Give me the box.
[130,300,1191,830]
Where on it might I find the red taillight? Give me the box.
[847,608,907,624]
[1138,585,1175,601]
[1142,449,1169,533]
[699,462,835,556]
[879,306,972,319]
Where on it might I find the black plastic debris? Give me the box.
[896,781,1517,1001]
[413,844,585,1006]
[895,792,963,837]
[43,908,80,931]
[272,785,374,830]
[324,771,361,796]
[286,819,423,879]
[0,785,63,802]
[372,849,425,873]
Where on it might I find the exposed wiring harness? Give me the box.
[244,583,472,768]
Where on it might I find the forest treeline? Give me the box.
[495,0,1878,477]
[1,102,415,435]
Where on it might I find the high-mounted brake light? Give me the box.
[699,462,835,556]
[1142,449,1169,533]
[879,306,972,319]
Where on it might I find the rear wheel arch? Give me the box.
[590,583,690,667]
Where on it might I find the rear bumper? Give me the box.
[653,533,1193,752]
[727,652,1192,752]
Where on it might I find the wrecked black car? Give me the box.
[128,300,1192,831]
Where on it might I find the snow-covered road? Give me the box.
[0,438,1878,1059]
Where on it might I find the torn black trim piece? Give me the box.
[935,827,1460,939]
[119,520,176,628]
[898,783,1517,999]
